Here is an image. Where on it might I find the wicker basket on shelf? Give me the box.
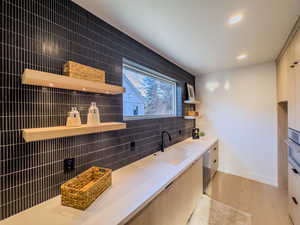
[61,166,112,210]
[186,111,199,117]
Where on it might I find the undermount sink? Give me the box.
[154,147,189,165]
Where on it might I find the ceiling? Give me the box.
[73,0,300,75]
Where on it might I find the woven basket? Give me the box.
[61,167,112,210]
[187,111,199,116]
[63,61,106,83]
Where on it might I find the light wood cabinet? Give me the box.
[126,158,203,225]
[290,40,300,131]
[294,30,300,62]
[281,29,300,130]
[296,64,300,131]
[277,29,300,103]
[277,51,288,102]
[287,52,297,130]
[126,188,169,225]
[294,30,300,131]
[176,158,203,224]
[280,26,300,225]
[284,29,300,130]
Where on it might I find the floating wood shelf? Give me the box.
[22,122,127,142]
[184,116,197,120]
[22,69,125,95]
[184,100,200,104]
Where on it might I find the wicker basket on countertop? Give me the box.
[63,61,106,83]
[61,166,112,210]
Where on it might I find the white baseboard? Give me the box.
[219,168,278,187]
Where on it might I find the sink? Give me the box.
[153,148,189,165]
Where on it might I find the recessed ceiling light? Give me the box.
[236,54,247,60]
[228,15,243,25]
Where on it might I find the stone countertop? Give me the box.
[1,136,218,225]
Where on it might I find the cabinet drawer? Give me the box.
[289,193,300,225]
[288,163,300,225]
[211,157,218,177]
[210,143,218,177]
[211,158,218,170]
[210,144,218,168]
[211,144,218,160]
[289,164,300,201]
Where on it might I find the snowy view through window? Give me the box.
[123,65,176,118]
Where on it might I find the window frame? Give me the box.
[122,59,178,121]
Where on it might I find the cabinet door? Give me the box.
[211,145,219,177]
[167,158,203,225]
[191,158,204,206]
[287,44,297,130]
[295,30,300,131]
[287,29,300,131]
[294,30,300,63]
[126,189,170,225]
[296,64,300,131]
[288,65,296,130]
[208,144,218,177]
[277,52,289,102]
[126,158,203,225]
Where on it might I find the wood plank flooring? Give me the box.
[205,172,292,225]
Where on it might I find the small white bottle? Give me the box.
[87,102,100,126]
[66,107,82,127]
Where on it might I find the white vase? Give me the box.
[66,107,82,127]
[87,102,100,126]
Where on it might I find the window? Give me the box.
[123,60,177,119]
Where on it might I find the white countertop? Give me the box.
[1,136,218,225]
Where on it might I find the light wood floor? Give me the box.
[205,172,292,225]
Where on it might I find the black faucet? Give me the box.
[161,131,172,152]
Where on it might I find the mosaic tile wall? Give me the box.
[0,0,195,219]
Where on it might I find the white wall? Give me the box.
[196,62,278,186]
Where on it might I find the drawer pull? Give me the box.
[213,159,217,163]
[214,147,217,151]
[292,168,299,174]
[292,197,298,205]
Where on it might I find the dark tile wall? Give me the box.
[0,0,195,220]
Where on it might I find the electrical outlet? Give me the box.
[130,141,136,151]
[64,158,75,173]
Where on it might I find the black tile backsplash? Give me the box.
[0,0,195,220]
